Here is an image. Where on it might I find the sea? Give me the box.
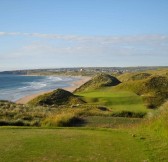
[0,74,78,102]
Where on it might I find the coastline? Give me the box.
[16,76,91,104]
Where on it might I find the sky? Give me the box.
[0,0,168,71]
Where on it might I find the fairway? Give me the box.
[76,88,147,113]
[0,128,149,162]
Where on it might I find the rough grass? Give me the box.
[0,128,149,162]
[42,112,84,127]
[0,101,47,126]
[130,101,168,162]
[141,101,168,138]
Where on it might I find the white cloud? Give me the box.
[0,32,167,70]
[0,31,168,43]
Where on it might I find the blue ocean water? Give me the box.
[0,75,78,102]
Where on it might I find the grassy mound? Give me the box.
[28,88,84,106]
[75,73,121,92]
[116,75,168,108]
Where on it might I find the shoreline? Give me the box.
[16,76,91,104]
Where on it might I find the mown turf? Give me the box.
[76,88,147,113]
[0,128,149,162]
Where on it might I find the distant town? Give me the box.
[0,66,168,76]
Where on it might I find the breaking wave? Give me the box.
[0,75,78,102]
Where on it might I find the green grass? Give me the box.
[76,88,147,114]
[0,127,149,162]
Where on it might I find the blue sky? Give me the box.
[0,0,168,70]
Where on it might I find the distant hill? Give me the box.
[74,73,121,92]
[118,72,151,82]
[117,69,168,82]
[28,88,84,106]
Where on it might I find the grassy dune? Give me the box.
[28,88,84,106]
[74,73,121,92]
[116,75,168,108]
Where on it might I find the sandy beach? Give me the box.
[16,76,91,104]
